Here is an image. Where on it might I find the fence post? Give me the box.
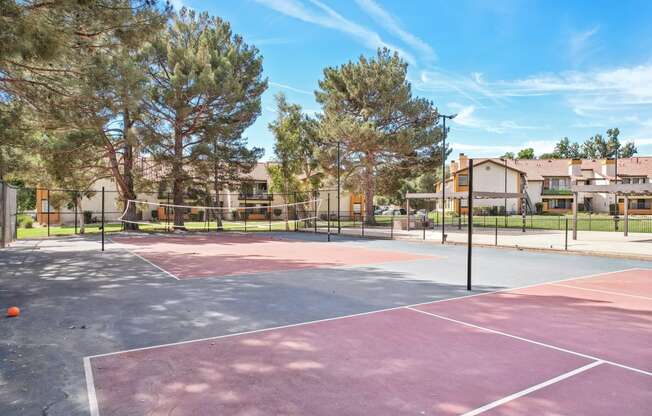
[564,218,568,251]
[390,211,394,239]
[314,190,318,233]
[101,186,105,252]
[361,211,365,237]
[74,199,78,235]
[166,192,170,232]
[588,213,591,231]
[293,192,297,232]
[458,213,461,230]
[269,202,272,232]
[467,159,474,291]
[495,217,498,246]
[422,218,426,240]
[244,194,247,232]
[327,194,331,242]
[47,188,50,237]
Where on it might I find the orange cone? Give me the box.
[7,306,20,318]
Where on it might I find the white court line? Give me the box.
[406,307,651,376]
[550,283,652,301]
[83,357,100,416]
[461,361,604,416]
[107,237,181,280]
[82,267,646,415]
[85,267,641,360]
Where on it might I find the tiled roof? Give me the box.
[506,157,652,180]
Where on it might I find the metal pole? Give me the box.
[74,198,78,235]
[337,141,341,234]
[504,158,508,221]
[422,218,426,240]
[406,197,410,231]
[467,159,474,291]
[47,188,50,237]
[244,194,247,232]
[441,116,446,244]
[314,190,318,233]
[166,192,170,232]
[391,211,394,239]
[572,192,578,240]
[565,218,568,250]
[624,195,629,237]
[269,201,272,232]
[101,186,105,252]
[362,211,365,237]
[495,217,498,246]
[327,194,331,242]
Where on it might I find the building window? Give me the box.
[41,199,50,213]
[630,199,651,209]
[549,199,570,209]
[458,175,468,186]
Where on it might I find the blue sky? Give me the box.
[175,0,652,159]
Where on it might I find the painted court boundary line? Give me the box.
[107,237,181,280]
[550,283,652,301]
[461,361,604,416]
[83,267,650,416]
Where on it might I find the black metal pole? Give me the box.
[327,194,331,242]
[337,141,341,234]
[47,188,50,237]
[495,217,498,246]
[391,211,394,239]
[244,194,247,232]
[166,192,170,232]
[314,190,318,233]
[74,198,78,235]
[504,158,508,220]
[441,116,446,244]
[101,186,105,252]
[467,159,473,291]
[565,217,568,250]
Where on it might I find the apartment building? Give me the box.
[35,161,363,225]
[435,154,652,215]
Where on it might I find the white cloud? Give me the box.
[568,26,600,64]
[269,81,313,95]
[255,0,415,63]
[448,104,544,134]
[354,0,435,61]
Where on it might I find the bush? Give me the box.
[83,210,93,224]
[18,214,33,228]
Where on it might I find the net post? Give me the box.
[327,193,331,242]
[314,190,318,234]
[101,186,105,252]
[74,197,78,235]
[495,217,498,246]
[46,188,50,237]
[467,159,473,291]
[166,192,170,232]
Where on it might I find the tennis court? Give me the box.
[2,232,651,416]
[111,233,439,279]
[84,267,651,416]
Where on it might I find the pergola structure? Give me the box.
[569,183,652,238]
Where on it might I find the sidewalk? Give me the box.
[320,226,652,260]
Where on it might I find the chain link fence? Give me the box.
[1,180,18,248]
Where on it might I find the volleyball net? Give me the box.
[118,198,323,232]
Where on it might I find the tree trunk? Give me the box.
[364,156,376,225]
[172,128,185,229]
[121,112,138,230]
[78,198,85,234]
[212,158,223,228]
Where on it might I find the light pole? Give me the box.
[337,140,341,234]
[439,113,457,244]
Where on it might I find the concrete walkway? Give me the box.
[322,226,652,260]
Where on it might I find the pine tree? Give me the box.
[141,8,266,227]
[315,49,441,224]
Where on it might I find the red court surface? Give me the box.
[86,269,652,415]
[112,234,437,279]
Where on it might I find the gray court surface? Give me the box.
[1,232,649,415]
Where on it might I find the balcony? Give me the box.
[542,188,573,196]
[239,192,272,200]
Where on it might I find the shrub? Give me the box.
[83,210,93,224]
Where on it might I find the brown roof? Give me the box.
[455,159,526,175]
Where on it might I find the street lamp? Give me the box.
[439,113,457,244]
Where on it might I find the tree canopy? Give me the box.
[315,48,442,223]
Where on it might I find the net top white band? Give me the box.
[124,198,322,211]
